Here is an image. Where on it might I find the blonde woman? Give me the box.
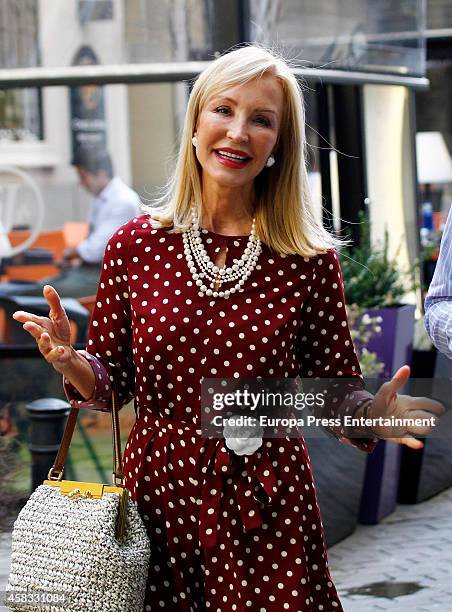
[14,45,443,611]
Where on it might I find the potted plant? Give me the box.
[339,212,417,379]
[346,305,385,378]
[338,211,417,524]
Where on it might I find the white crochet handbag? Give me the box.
[5,390,151,612]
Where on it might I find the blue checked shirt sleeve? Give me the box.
[424,204,452,359]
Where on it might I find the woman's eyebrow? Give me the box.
[212,96,278,114]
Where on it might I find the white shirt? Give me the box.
[77,176,142,264]
[0,220,12,258]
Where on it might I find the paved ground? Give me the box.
[1,487,451,611]
[0,533,10,612]
[329,486,452,611]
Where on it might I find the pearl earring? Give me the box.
[192,136,198,148]
[266,155,275,168]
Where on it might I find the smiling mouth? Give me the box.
[213,150,252,166]
[215,149,251,160]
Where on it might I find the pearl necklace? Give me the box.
[182,207,262,298]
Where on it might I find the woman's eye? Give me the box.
[213,107,271,127]
[255,116,271,127]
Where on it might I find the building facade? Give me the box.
[1,0,448,299]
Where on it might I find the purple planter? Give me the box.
[365,304,416,378]
[358,304,416,524]
[399,350,452,504]
[359,440,402,524]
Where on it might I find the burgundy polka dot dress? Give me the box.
[65,213,376,611]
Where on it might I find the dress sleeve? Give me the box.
[296,249,378,453]
[63,224,135,412]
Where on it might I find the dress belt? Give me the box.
[139,411,279,549]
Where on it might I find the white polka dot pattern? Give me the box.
[62,214,377,610]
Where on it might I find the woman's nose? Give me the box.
[226,118,249,143]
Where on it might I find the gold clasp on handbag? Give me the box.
[67,488,81,499]
[67,488,93,500]
[44,479,128,543]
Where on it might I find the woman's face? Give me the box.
[194,74,284,191]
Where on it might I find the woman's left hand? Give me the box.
[368,365,445,449]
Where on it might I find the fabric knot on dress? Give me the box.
[199,437,278,548]
[129,411,279,550]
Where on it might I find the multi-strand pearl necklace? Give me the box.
[182,207,262,298]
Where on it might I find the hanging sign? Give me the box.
[70,46,107,157]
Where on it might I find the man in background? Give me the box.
[16,146,141,298]
[424,204,452,359]
[0,219,12,259]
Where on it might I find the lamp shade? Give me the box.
[416,132,452,184]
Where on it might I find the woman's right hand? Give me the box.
[12,285,73,374]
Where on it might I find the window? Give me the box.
[0,0,42,142]
[249,0,426,77]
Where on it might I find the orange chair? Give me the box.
[3,264,60,282]
[78,294,96,314]
[0,297,93,344]
[4,224,88,283]
[0,308,5,343]
[8,229,67,261]
[0,296,89,346]
[62,222,89,248]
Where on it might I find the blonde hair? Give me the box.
[144,44,347,257]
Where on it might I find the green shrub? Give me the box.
[338,211,414,308]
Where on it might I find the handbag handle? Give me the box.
[48,388,124,485]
